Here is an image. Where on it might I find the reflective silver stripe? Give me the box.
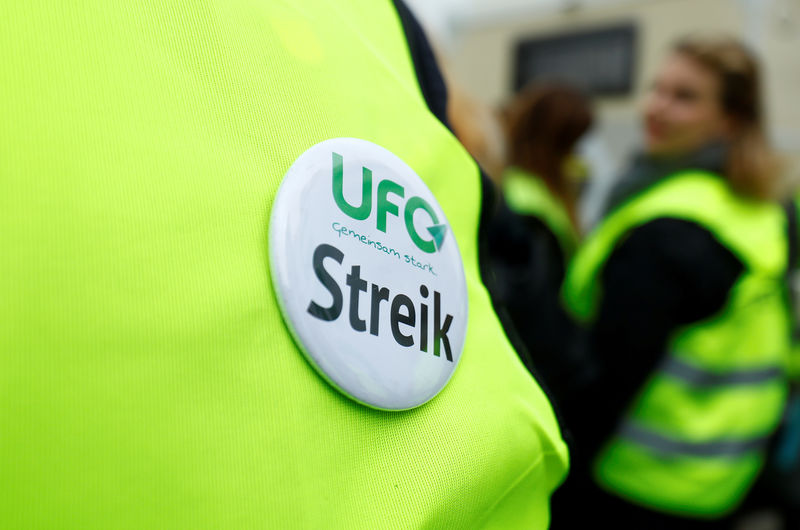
[662,357,783,388]
[619,422,769,458]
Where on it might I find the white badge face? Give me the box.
[269,138,468,410]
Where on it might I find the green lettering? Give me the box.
[332,152,372,220]
[376,179,404,233]
[404,197,439,254]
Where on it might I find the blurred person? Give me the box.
[783,197,800,380]
[447,82,508,181]
[553,35,791,529]
[0,1,570,528]
[758,197,800,526]
[483,84,594,393]
[501,83,593,254]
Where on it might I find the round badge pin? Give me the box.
[269,138,468,410]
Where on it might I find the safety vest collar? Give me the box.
[564,170,787,322]
[502,167,578,258]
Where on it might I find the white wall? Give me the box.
[407,0,800,218]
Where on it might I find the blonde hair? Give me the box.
[674,35,781,199]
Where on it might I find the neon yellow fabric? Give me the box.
[0,1,568,528]
[565,171,786,320]
[502,167,578,258]
[564,171,790,517]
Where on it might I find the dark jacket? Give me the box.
[482,188,585,403]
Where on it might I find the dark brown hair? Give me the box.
[674,35,780,199]
[504,83,593,202]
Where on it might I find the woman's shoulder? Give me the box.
[617,216,739,266]
[606,218,744,316]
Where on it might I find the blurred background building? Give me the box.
[405,0,800,224]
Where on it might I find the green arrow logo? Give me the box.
[427,224,447,251]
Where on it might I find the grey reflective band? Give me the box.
[619,422,769,458]
[662,357,783,388]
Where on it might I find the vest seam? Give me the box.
[476,448,565,527]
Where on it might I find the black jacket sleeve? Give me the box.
[391,1,574,392]
[392,0,450,131]
[560,218,745,460]
[482,193,583,393]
